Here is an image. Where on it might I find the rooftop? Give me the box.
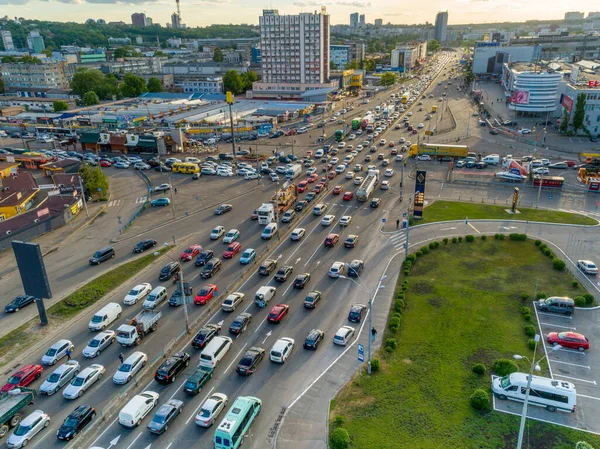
[0,172,40,207]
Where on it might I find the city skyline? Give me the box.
[0,1,594,28]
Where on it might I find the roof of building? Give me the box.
[40,159,81,171]
[52,173,81,187]
[109,135,127,145]
[0,161,21,171]
[0,172,40,207]
[301,87,337,99]
[0,195,78,235]
[80,132,100,144]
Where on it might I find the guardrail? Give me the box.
[118,171,151,234]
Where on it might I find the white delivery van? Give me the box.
[88,303,122,331]
[261,223,278,240]
[481,154,500,165]
[118,391,160,428]
[255,286,276,308]
[143,286,168,310]
[199,336,233,368]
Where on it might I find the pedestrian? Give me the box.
[66,348,71,361]
[396,218,400,229]
[174,187,178,194]
[371,327,377,340]
[119,353,124,364]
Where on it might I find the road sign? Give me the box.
[382,218,386,223]
[358,344,365,362]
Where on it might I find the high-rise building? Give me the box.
[350,13,359,28]
[26,31,45,54]
[131,13,146,27]
[374,19,383,27]
[145,17,153,26]
[564,11,584,21]
[0,59,74,90]
[434,11,448,42]
[359,14,365,27]
[171,13,181,29]
[1,30,15,51]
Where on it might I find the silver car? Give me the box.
[39,361,80,396]
[63,364,105,399]
[83,330,116,358]
[195,393,228,427]
[6,410,50,448]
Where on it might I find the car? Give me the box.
[83,330,115,358]
[192,283,217,305]
[290,228,306,241]
[270,337,295,363]
[39,360,80,396]
[343,191,353,201]
[321,214,336,226]
[303,329,325,350]
[146,399,184,435]
[302,289,323,309]
[195,250,214,267]
[63,364,105,399]
[332,185,343,195]
[201,258,222,278]
[214,204,232,215]
[133,239,157,253]
[548,162,568,169]
[313,182,325,194]
[223,242,242,259]
[345,172,353,180]
[298,180,309,192]
[184,366,213,395]
[295,200,306,212]
[57,405,95,441]
[327,170,337,180]
[384,168,394,177]
[4,294,37,313]
[6,409,51,448]
[344,234,359,248]
[348,259,364,277]
[210,226,225,240]
[155,352,190,384]
[42,339,74,366]
[99,160,112,168]
[282,210,295,223]
[519,128,532,134]
[258,259,277,276]
[532,167,549,175]
[370,198,381,208]
[324,233,339,247]
[578,260,599,274]
[1,364,44,393]
[112,351,148,385]
[134,162,151,170]
[293,273,311,289]
[274,266,293,282]
[268,304,290,323]
[229,313,252,335]
[159,261,180,281]
[306,167,317,175]
[114,161,129,169]
[416,155,431,161]
[328,261,346,278]
[240,248,256,265]
[489,128,499,135]
[195,393,228,427]
[220,292,244,312]
[348,304,367,323]
[547,331,590,351]
[151,197,170,207]
[223,229,240,244]
[181,244,202,261]
[530,160,543,168]
[201,167,216,175]
[333,326,355,346]
[354,176,363,185]
[124,283,152,305]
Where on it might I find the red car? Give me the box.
[298,180,309,193]
[412,129,418,134]
[308,174,318,183]
[327,171,337,180]
[324,233,339,247]
[181,244,202,261]
[194,284,218,305]
[223,242,242,259]
[1,364,43,393]
[547,331,590,351]
[332,186,343,195]
[343,191,353,201]
[267,304,290,323]
[313,183,325,194]
[100,160,112,167]
[251,210,258,220]
[564,160,577,167]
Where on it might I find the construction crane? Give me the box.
[175,0,181,26]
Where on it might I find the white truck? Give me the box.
[285,164,302,181]
[116,309,162,346]
[356,169,380,201]
[257,203,275,225]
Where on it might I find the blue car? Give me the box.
[151,198,171,207]
[240,249,256,265]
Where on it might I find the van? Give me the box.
[315,149,324,158]
[88,302,122,331]
[312,203,327,216]
[143,286,168,310]
[255,286,276,308]
[535,296,575,316]
[185,157,201,164]
[199,336,233,368]
[118,391,160,428]
[89,246,115,265]
[261,223,278,240]
[481,154,500,165]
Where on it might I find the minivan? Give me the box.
[118,391,160,428]
[143,286,168,309]
[481,154,500,165]
[199,336,233,368]
[535,296,575,316]
[313,203,327,216]
[255,286,276,308]
[89,246,115,265]
[261,223,278,240]
[88,302,122,331]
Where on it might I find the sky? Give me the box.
[0,0,593,27]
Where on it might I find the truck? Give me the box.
[335,130,344,142]
[351,118,361,130]
[356,170,379,201]
[271,183,298,216]
[285,164,302,181]
[257,203,275,225]
[116,309,162,346]
[0,388,36,438]
[409,143,469,159]
[382,106,393,120]
[361,113,374,129]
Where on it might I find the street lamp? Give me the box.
[156,243,190,333]
[339,270,385,375]
[513,335,562,449]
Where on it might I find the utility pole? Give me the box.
[78,175,89,218]
[226,91,237,166]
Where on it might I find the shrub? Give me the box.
[494,234,501,240]
[458,236,463,242]
[481,235,487,241]
[498,234,505,240]
[552,258,566,271]
[584,293,595,305]
[403,269,410,276]
[472,363,486,375]
[528,339,536,350]
[523,313,532,322]
[370,358,380,373]
[401,284,408,292]
[396,292,405,300]
[470,389,491,411]
[520,293,530,301]
[330,428,351,449]
[574,296,586,307]
[385,338,398,350]
[443,238,448,244]
[536,292,547,299]
[433,241,440,248]
[428,242,436,249]
[394,300,404,313]
[452,237,458,243]
[534,240,542,246]
[391,312,402,320]
[509,233,527,241]
[333,415,345,426]
[385,346,395,353]
[524,325,536,337]
[521,306,532,315]
[493,359,519,376]
[539,243,548,250]
[415,251,423,257]
[465,235,475,242]
[420,246,430,254]
[406,254,416,264]
[572,281,579,288]
[543,248,552,257]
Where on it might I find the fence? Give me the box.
[118,171,151,234]
[0,213,67,253]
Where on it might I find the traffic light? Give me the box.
[226,91,233,105]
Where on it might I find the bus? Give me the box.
[533,176,564,189]
[35,126,76,137]
[335,129,344,142]
[214,396,262,449]
[401,93,409,104]
[172,162,200,174]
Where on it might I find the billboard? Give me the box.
[413,170,426,219]
[562,95,574,112]
[510,90,529,105]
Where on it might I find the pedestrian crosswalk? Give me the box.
[106,199,121,208]
[106,196,147,207]
[389,231,407,251]
[135,196,147,204]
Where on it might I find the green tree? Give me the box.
[559,110,569,133]
[363,59,376,72]
[1,56,17,63]
[147,77,163,92]
[344,60,359,70]
[97,73,120,100]
[0,77,4,94]
[213,47,224,62]
[42,48,53,57]
[330,60,337,70]
[429,39,441,53]
[464,69,475,86]
[79,165,109,201]
[82,91,100,106]
[380,72,398,87]
[52,100,69,112]
[240,71,258,91]
[154,50,167,57]
[119,73,147,98]
[223,70,244,94]
[573,93,586,132]
[70,68,106,97]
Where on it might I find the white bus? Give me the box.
[492,372,576,413]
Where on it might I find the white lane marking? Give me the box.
[166,443,173,449]
[168,379,188,401]
[185,386,215,424]
[31,427,53,448]
[545,346,586,355]
[253,316,269,335]
[468,222,480,234]
[537,312,572,320]
[222,343,247,375]
[577,393,600,401]
[539,323,576,330]
[284,219,324,264]
[125,431,142,449]
[553,374,596,385]
[303,239,324,267]
[548,359,590,369]
[88,418,118,448]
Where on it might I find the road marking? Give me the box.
[31,427,53,448]
[553,374,596,385]
[440,226,457,230]
[537,312,572,320]
[135,196,147,204]
[168,379,188,401]
[125,431,142,449]
[545,345,586,355]
[107,200,121,208]
[467,222,480,234]
[577,393,600,401]
[285,219,323,264]
[304,240,324,267]
[166,443,173,449]
[253,316,268,335]
[185,386,215,424]
[540,323,576,330]
[548,359,590,369]
[88,418,118,448]
[222,343,247,375]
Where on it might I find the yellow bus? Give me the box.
[401,93,409,104]
[172,162,200,174]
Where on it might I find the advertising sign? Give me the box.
[510,90,530,105]
[413,170,426,219]
[512,187,519,213]
[562,95,574,112]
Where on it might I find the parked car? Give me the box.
[547,331,590,351]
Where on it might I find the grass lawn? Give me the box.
[411,200,597,226]
[330,238,600,449]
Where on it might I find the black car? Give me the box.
[370,198,381,208]
[295,200,306,212]
[57,405,96,440]
[475,161,487,169]
[195,250,215,267]
[303,290,322,309]
[489,129,499,135]
[159,262,180,281]
[304,193,316,203]
[154,164,171,172]
[4,295,36,313]
[274,266,293,282]
[303,329,325,350]
[270,131,284,138]
[191,324,221,349]
[229,313,252,335]
[214,204,233,215]
[348,259,364,277]
[261,167,274,175]
[201,257,222,278]
[293,273,311,289]
[154,352,190,384]
[259,259,277,276]
[348,304,367,323]
[235,347,265,376]
[133,239,157,253]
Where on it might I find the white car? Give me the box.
[578,260,599,274]
[417,123,424,129]
[380,181,390,190]
[416,155,431,161]
[531,167,549,175]
[113,351,148,384]
[348,134,356,140]
[354,177,363,185]
[337,142,346,149]
[385,169,394,177]
[210,226,225,240]
[83,330,116,358]
[195,393,228,427]
[63,364,105,399]
[124,283,152,305]
[407,112,413,116]
[339,216,352,227]
[306,167,317,175]
[6,410,50,448]
[154,183,171,192]
[223,229,240,244]
[356,145,363,152]
[134,163,151,170]
[519,128,532,134]
[269,173,280,182]
[39,361,80,396]
[329,261,346,278]
[330,157,339,165]
[270,337,295,363]
[42,339,74,365]
[396,155,404,162]
[217,170,234,177]
[244,172,260,180]
[290,228,306,241]
[333,326,355,346]
[345,172,354,179]
[321,215,336,226]
[114,161,130,169]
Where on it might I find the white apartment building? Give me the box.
[1,31,15,51]
[563,73,600,138]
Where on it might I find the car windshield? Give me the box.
[72,376,85,386]
[64,417,78,428]
[200,289,210,296]
[14,423,33,436]
[239,357,252,367]
[184,248,193,254]
[271,351,281,358]
[91,315,103,323]
[128,289,139,296]
[7,375,21,384]
[88,339,101,348]
[500,375,511,389]
[232,321,242,327]
[119,364,132,372]
[48,373,61,383]
[199,408,212,418]
[46,348,58,356]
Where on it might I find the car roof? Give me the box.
[21,410,46,425]
[51,339,71,348]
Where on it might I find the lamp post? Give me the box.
[226,91,237,166]
[158,243,190,333]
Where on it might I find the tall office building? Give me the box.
[374,18,383,27]
[564,11,584,21]
[26,31,45,54]
[350,12,359,28]
[171,13,181,29]
[434,11,448,42]
[131,12,146,27]
[1,30,15,51]
[359,14,365,27]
